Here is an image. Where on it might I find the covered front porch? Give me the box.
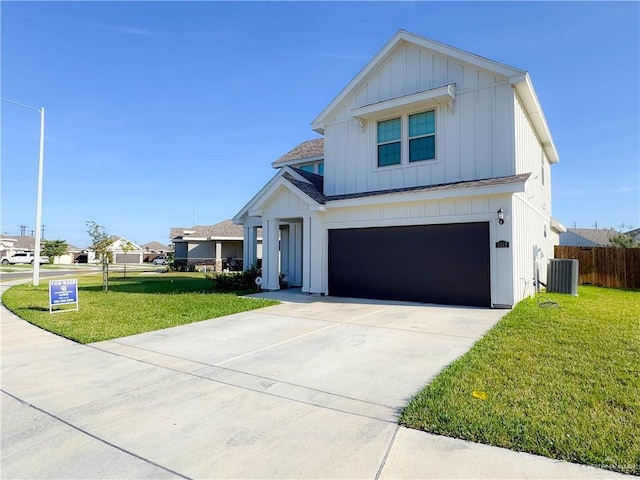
[235,167,328,295]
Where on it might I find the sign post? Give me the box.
[49,279,79,314]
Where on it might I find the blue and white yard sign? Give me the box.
[49,279,79,314]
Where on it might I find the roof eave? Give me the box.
[510,74,559,164]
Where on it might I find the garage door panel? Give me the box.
[328,223,490,307]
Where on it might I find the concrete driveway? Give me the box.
[1,289,627,479]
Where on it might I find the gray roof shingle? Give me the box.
[281,172,531,204]
[171,219,261,240]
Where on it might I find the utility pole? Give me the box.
[41,224,46,239]
[30,230,35,237]
[19,224,27,236]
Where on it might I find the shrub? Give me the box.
[210,264,261,292]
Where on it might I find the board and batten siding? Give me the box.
[261,186,312,218]
[514,92,552,218]
[323,41,516,196]
[323,193,515,307]
[511,89,554,303]
[511,192,553,303]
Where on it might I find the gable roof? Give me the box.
[272,138,324,167]
[141,241,169,251]
[170,219,261,241]
[625,227,640,240]
[311,29,558,164]
[560,228,621,247]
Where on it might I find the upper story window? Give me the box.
[377,118,401,166]
[409,111,435,162]
[377,110,435,168]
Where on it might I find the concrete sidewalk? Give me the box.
[1,286,631,479]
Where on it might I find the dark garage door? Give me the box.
[328,222,490,307]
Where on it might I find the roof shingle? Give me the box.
[272,138,324,166]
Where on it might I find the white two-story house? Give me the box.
[235,30,563,308]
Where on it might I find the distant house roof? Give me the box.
[171,219,261,241]
[559,228,621,247]
[272,138,324,167]
[8,236,37,251]
[625,227,640,240]
[141,241,169,252]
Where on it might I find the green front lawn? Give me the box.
[400,286,639,475]
[2,273,278,343]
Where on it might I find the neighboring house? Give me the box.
[559,228,622,247]
[170,219,262,271]
[107,236,144,264]
[625,227,640,242]
[235,30,563,308]
[141,241,171,254]
[0,235,85,264]
[50,244,84,265]
[0,236,18,259]
[141,241,171,262]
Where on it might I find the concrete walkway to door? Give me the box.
[1,286,630,479]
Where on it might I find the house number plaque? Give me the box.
[496,240,510,248]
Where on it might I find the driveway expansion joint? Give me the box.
[1,389,192,480]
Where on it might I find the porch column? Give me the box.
[288,222,303,287]
[262,218,280,291]
[302,216,311,293]
[308,213,325,294]
[215,241,222,271]
[280,225,290,282]
[243,225,258,269]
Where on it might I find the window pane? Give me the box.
[409,136,435,162]
[377,118,401,143]
[378,141,401,166]
[409,111,435,137]
[318,162,324,175]
[299,164,315,173]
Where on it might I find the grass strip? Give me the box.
[400,286,639,475]
[2,273,278,343]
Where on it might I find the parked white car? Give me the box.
[152,257,168,265]
[1,252,48,265]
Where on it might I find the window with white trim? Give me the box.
[376,110,436,167]
[409,111,435,162]
[377,118,401,167]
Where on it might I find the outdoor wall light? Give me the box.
[497,208,505,225]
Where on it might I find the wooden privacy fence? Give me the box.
[554,246,640,289]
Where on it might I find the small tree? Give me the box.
[609,223,639,248]
[87,221,112,292]
[609,233,639,248]
[42,239,68,264]
[121,240,135,278]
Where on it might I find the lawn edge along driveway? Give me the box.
[400,286,640,476]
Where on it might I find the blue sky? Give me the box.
[2,1,639,248]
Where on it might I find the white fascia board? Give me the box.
[326,181,527,209]
[233,167,307,223]
[271,155,324,169]
[510,74,559,164]
[244,171,323,218]
[352,84,456,121]
[312,30,524,133]
[551,218,567,233]
[208,237,244,241]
